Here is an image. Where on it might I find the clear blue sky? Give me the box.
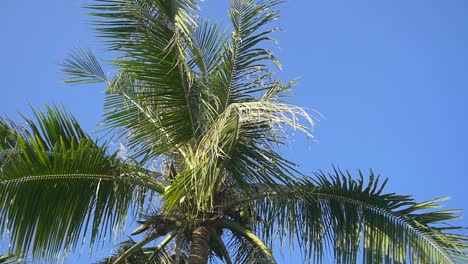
[2,0,468,263]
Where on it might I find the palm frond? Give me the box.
[207,227,232,264]
[222,220,275,264]
[87,0,198,52]
[87,0,202,160]
[61,48,109,84]
[249,170,468,263]
[0,106,148,260]
[208,0,283,110]
[111,233,160,264]
[0,254,22,264]
[96,232,189,264]
[95,239,160,264]
[227,235,274,264]
[188,20,227,75]
[101,72,195,161]
[164,100,313,212]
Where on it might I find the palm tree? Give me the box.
[0,0,467,263]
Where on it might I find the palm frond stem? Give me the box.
[208,226,233,264]
[219,219,274,261]
[113,232,160,264]
[2,173,165,194]
[148,232,177,261]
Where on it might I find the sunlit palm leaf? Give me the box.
[0,106,146,260]
[88,0,198,52]
[94,239,170,264]
[86,0,201,161]
[164,99,313,212]
[96,234,190,264]
[61,48,109,84]
[188,20,227,75]
[249,170,468,263]
[208,0,283,110]
[222,220,275,264]
[227,233,274,264]
[95,239,144,263]
[0,254,21,264]
[102,71,195,161]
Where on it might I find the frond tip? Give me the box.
[61,48,108,84]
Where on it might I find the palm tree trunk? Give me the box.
[188,225,211,264]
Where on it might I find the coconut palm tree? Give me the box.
[1,0,467,263]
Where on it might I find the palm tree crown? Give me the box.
[1,0,467,263]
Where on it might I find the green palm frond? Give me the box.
[0,106,151,260]
[0,254,21,264]
[207,228,232,264]
[102,72,195,161]
[248,170,468,263]
[86,0,202,160]
[164,100,313,212]
[88,0,198,52]
[221,220,275,264]
[209,0,282,109]
[188,20,227,75]
[96,233,190,264]
[95,239,169,264]
[224,100,312,188]
[61,48,109,84]
[227,233,274,264]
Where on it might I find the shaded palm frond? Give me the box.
[0,106,147,260]
[207,227,232,264]
[249,169,468,263]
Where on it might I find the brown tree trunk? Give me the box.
[188,225,211,264]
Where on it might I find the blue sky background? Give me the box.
[1,0,468,263]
